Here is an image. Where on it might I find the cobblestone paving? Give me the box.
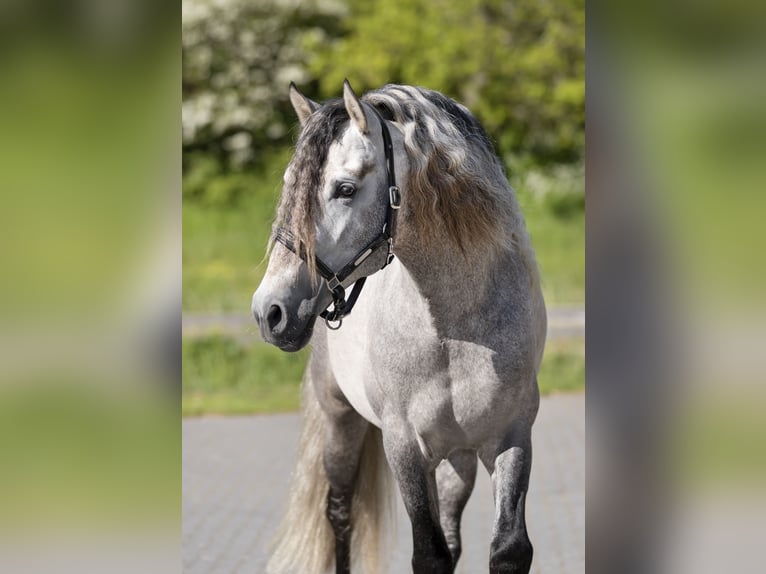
[183,393,584,574]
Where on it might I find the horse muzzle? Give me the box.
[252,287,322,352]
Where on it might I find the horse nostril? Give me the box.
[266,304,283,332]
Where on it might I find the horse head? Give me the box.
[252,81,402,351]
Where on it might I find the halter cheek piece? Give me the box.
[274,108,401,330]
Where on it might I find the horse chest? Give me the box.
[327,324,507,452]
[324,291,448,429]
[326,331,384,427]
[328,334,452,431]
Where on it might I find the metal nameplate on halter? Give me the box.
[354,248,373,266]
[389,186,401,209]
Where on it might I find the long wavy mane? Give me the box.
[364,85,539,282]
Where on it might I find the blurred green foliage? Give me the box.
[675,389,766,486]
[182,0,584,171]
[624,60,766,307]
[0,0,180,551]
[0,40,178,319]
[310,0,584,166]
[0,382,179,530]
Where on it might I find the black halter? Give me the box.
[274,108,401,330]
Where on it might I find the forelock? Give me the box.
[272,99,351,277]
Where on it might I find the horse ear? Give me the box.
[289,82,319,126]
[343,79,368,134]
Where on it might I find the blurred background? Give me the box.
[587,1,766,572]
[0,1,179,573]
[181,0,586,416]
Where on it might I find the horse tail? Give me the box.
[350,422,392,574]
[266,375,333,573]
[267,373,392,574]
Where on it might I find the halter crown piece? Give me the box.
[274,108,401,330]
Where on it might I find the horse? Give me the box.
[252,80,546,574]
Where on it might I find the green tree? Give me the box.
[308,0,584,166]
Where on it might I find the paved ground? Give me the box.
[183,393,583,574]
[182,306,584,342]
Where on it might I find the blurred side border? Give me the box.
[0,1,181,573]
[587,1,766,573]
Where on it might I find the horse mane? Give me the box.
[364,85,539,282]
[274,85,539,287]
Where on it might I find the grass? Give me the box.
[182,198,276,312]
[183,335,310,415]
[182,153,288,312]
[537,337,585,395]
[182,153,584,311]
[182,335,584,416]
[519,193,584,305]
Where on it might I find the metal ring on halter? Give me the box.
[325,317,343,330]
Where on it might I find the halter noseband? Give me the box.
[274,108,401,330]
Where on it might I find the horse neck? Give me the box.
[393,235,507,325]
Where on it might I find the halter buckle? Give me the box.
[389,186,401,209]
[326,275,342,291]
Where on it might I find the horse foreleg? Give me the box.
[323,406,369,574]
[383,426,453,574]
[436,449,477,566]
[479,424,534,574]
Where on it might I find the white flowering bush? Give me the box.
[520,162,584,218]
[182,0,345,168]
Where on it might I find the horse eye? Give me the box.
[336,182,356,198]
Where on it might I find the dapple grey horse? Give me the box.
[252,81,546,574]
